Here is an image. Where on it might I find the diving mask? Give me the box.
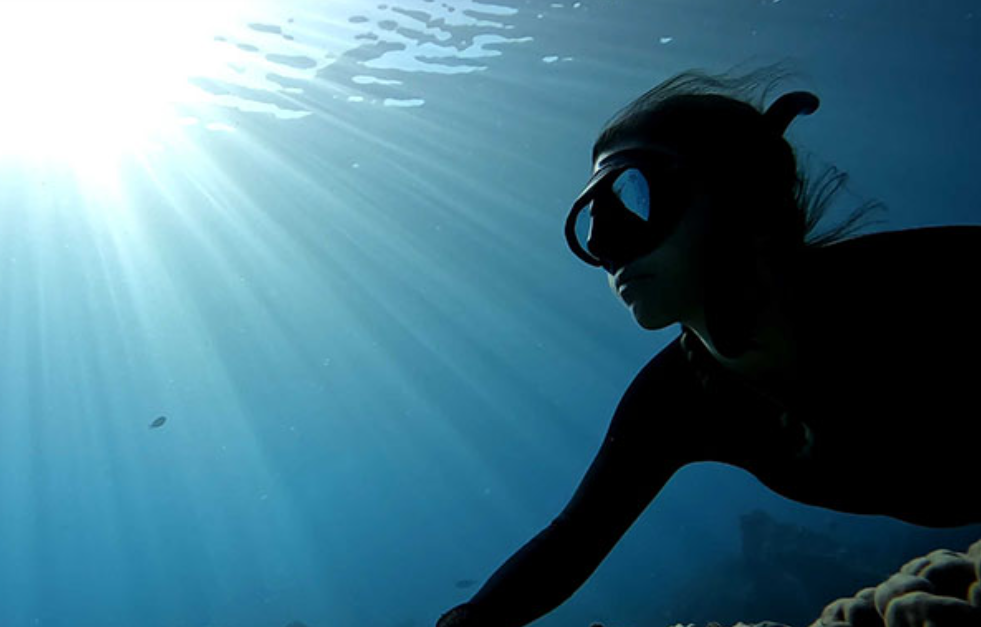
[565,148,690,272]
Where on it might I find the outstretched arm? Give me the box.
[439,339,706,627]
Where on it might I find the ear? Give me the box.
[703,214,762,358]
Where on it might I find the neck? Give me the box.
[682,255,799,388]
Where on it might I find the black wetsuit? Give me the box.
[447,226,981,627]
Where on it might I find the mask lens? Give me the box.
[611,168,650,221]
[572,201,595,259]
[565,154,682,270]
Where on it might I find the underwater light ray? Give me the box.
[61,191,349,621]
[0,1,272,169]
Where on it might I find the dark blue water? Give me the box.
[0,2,978,626]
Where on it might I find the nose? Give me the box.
[586,218,628,274]
[586,207,654,274]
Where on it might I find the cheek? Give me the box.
[657,226,707,290]
[632,247,701,312]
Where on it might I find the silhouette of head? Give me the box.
[566,70,819,355]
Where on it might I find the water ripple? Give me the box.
[193,0,531,123]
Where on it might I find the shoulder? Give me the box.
[803,225,981,279]
[791,225,981,432]
[797,225,981,328]
[607,333,745,465]
[817,224,981,249]
[615,335,701,419]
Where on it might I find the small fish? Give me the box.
[149,416,167,429]
[455,579,477,590]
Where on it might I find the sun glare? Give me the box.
[0,1,254,169]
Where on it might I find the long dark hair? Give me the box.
[594,66,883,250]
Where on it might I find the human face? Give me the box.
[577,137,712,330]
[606,187,711,330]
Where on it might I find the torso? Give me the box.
[684,226,981,527]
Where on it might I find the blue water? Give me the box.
[0,2,979,626]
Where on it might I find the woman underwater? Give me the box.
[437,68,981,627]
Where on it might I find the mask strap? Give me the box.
[763,91,820,135]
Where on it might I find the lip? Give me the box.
[615,271,655,293]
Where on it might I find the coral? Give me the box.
[655,538,981,627]
[809,539,981,627]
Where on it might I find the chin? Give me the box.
[636,318,672,331]
[630,306,672,331]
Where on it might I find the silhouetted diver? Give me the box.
[437,68,981,627]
